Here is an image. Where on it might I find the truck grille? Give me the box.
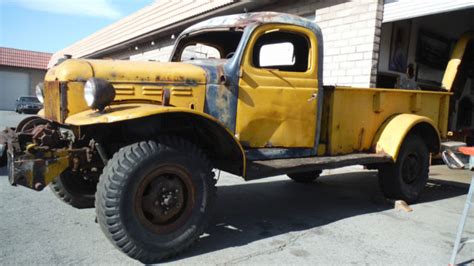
[44,81,61,122]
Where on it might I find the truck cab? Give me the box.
[0,12,468,263]
[167,13,323,160]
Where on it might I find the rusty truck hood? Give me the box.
[43,59,209,122]
[45,59,207,85]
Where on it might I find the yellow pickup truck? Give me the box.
[0,12,472,263]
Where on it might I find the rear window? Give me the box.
[252,31,310,72]
[259,42,295,67]
[181,44,221,60]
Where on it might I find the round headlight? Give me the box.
[84,78,116,111]
[35,82,44,103]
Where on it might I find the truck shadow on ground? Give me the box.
[0,166,468,263]
[171,170,469,262]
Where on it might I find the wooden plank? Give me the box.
[245,153,391,179]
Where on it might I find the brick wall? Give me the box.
[315,0,383,87]
[116,0,384,87]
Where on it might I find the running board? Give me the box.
[245,153,391,180]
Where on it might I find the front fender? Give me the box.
[65,103,193,125]
[372,114,440,161]
[37,108,45,117]
[65,103,247,175]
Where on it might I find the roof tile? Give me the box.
[0,47,52,70]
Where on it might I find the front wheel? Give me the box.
[95,138,216,263]
[378,134,429,203]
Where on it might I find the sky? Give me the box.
[0,0,154,53]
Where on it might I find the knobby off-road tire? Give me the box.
[378,134,429,203]
[287,170,322,183]
[49,170,97,209]
[0,147,6,168]
[95,137,216,263]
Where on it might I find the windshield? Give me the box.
[20,97,40,103]
[171,29,243,62]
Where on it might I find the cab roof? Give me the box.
[180,12,321,36]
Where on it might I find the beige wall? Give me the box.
[49,0,236,67]
[128,37,175,61]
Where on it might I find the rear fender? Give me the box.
[372,114,440,161]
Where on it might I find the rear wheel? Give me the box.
[49,169,97,209]
[95,137,215,263]
[0,147,6,167]
[288,170,322,183]
[378,134,429,203]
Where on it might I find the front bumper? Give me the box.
[1,127,85,191]
[7,149,71,191]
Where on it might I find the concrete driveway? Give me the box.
[0,111,473,265]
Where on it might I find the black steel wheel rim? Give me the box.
[401,153,420,184]
[134,165,194,234]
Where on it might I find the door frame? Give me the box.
[237,22,325,160]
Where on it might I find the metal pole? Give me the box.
[449,176,474,265]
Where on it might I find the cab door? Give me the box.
[236,24,320,155]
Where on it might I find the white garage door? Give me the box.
[384,0,474,23]
[0,71,30,110]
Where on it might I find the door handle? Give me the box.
[307,93,318,102]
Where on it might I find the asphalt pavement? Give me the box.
[0,110,473,265]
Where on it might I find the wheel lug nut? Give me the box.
[175,189,179,193]
[154,200,159,206]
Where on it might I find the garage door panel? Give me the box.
[384,0,474,23]
[0,71,30,110]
